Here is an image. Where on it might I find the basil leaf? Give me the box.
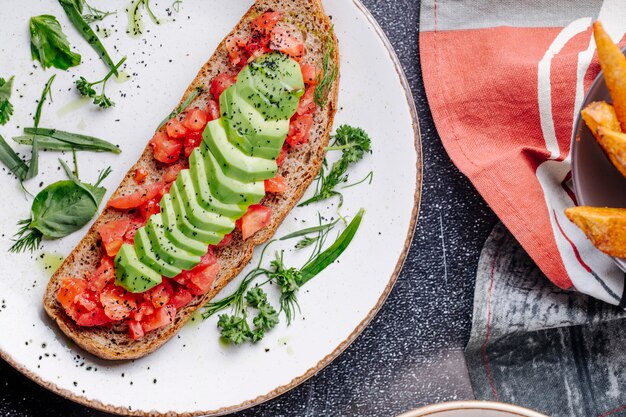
[15,128,120,153]
[29,15,81,70]
[0,76,14,125]
[58,0,118,74]
[0,134,29,180]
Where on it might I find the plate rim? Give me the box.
[0,0,424,415]
[395,400,548,417]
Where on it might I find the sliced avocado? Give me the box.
[221,86,289,159]
[170,184,224,245]
[236,52,304,120]
[203,118,277,182]
[145,215,202,271]
[174,170,236,233]
[115,244,162,293]
[201,146,265,206]
[160,194,207,256]
[134,227,182,278]
[188,147,247,218]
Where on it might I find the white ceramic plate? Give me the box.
[0,0,421,415]
[397,401,548,417]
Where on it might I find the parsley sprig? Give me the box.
[76,57,127,108]
[299,125,372,207]
[0,76,14,126]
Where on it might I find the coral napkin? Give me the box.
[419,0,626,305]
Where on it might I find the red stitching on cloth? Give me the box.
[480,238,502,402]
[599,404,626,417]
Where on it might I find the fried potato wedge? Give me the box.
[595,127,626,178]
[565,206,626,257]
[593,22,626,131]
[581,101,622,136]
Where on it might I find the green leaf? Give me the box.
[0,76,15,125]
[29,15,81,70]
[0,134,29,180]
[279,219,339,241]
[217,314,251,345]
[25,75,56,181]
[14,128,120,153]
[58,0,118,74]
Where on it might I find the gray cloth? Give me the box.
[466,223,626,417]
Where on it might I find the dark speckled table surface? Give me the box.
[0,1,500,416]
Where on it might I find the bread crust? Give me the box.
[43,0,339,360]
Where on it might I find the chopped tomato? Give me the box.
[216,233,233,248]
[150,132,183,164]
[98,220,130,257]
[134,168,148,184]
[100,284,139,321]
[265,175,288,194]
[183,131,203,158]
[169,286,194,309]
[276,145,288,167]
[74,305,112,327]
[138,198,161,221]
[57,280,112,327]
[286,113,314,148]
[182,108,208,132]
[164,163,184,183]
[165,118,188,139]
[144,281,173,308]
[88,256,115,292]
[108,182,165,210]
[270,25,305,60]
[225,35,248,67]
[240,204,272,240]
[300,63,320,85]
[133,301,155,321]
[57,277,88,312]
[251,11,282,34]
[142,305,176,333]
[206,100,220,121]
[296,85,316,116]
[176,251,219,296]
[128,320,144,340]
[124,217,144,242]
[210,74,237,99]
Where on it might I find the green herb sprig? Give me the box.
[0,76,15,125]
[128,0,161,37]
[314,27,337,107]
[76,56,127,108]
[14,128,120,153]
[29,15,81,70]
[71,0,116,23]
[299,125,372,207]
[156,86,203,131]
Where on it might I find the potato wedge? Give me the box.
[581,101,622,136]
[565,206,626,257]
[593,22,626,131]
[595,127,626,178]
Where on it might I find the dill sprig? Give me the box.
[314,27,337,107]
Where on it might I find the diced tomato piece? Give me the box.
[182,108,208,132]
[169,286,194,309]
[276,145,288,167]
[98,219,130,257]
[128,320,144,340]
[108,182,165,210]
[164,163,184,183]
[134,168,148,184]
[150,132,183,164]
[300,63,321,85]
[124,217,144,242]
[270,25,305,60]
[286,114,314,148]
[225,35,248,67]
[183,131,203,158]
[57,277,88,312]
[141,305,176,333]
[206,99,220,121]
[133,301,155,321]
[88,256,115,292]
[138,198,161,222]
[265,175,288,194]
[216,233,233,248]
[100,284,139,321]
[166,118,188,139]
[251,11,282,34]
[188,263,220,296]
[144,280,173,308]
[74,306,112,327]
[296,85,317,116]
[210,74,237,100]
[240,204,272,240]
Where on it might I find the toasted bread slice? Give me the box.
[43,0,339,360]
[565,206,626,258]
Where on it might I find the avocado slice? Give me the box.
[115,244,162,293]
[134,227,182,278]
[236,52,304,120]
[201,147,265,206]
[160,194,207,256]
[145,215,202,271]
[203,118,277,183]
[170,184,224,245]
[174,170,236,233]
[188,147,247,218]
[221,86,289,159]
